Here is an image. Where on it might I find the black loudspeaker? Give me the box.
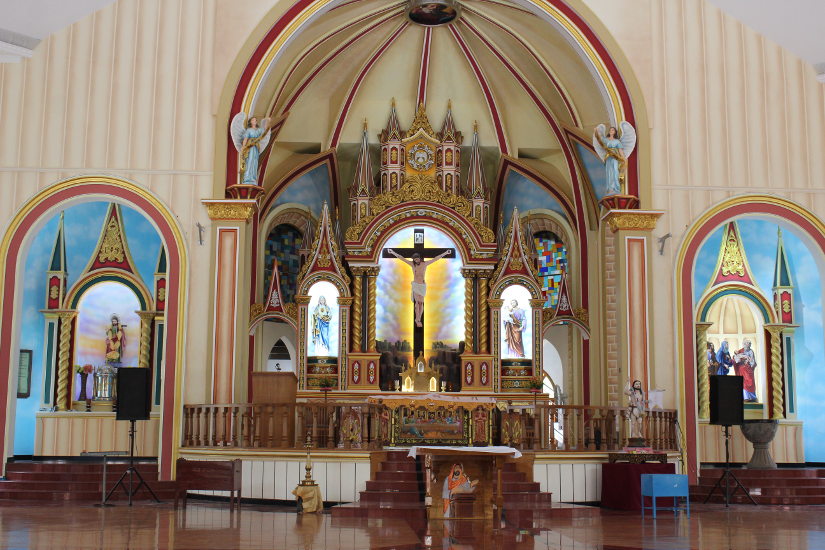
[709,375,744,426]
[116,368,151,421]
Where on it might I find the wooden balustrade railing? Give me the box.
[181,402,678,452]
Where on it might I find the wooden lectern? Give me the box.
[251,372,297,404]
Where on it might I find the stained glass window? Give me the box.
[264,224,303,304]
[534,231,567,308]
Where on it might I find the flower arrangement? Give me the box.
[318,377,336,389]
[527,376,544,390]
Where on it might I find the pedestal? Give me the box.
[741,420,779,469]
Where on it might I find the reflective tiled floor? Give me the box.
[0,500,823,550]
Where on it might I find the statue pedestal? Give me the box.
[627,437,648,448]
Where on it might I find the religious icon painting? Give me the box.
[307,280,339,358]
[408,0,459,26]
[75,281,141,368]
[500,285,533,360]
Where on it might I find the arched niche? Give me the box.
[0,176,187,480]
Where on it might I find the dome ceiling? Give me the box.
[255,0,613,191]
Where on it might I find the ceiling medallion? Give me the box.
[407,0,460,26]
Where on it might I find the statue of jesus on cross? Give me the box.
[387,247,451,327]
[383,228,455,333]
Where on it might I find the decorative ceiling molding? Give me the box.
[417,27,433,107]
[462,6,579,125]
[329,22,411,148]
[277,9,404,115]
[447,25,509,154]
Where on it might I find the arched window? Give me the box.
[267,338,292,372]
[533,231,567,308]
[264,224,303,303]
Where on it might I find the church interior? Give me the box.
[2,0,825,548]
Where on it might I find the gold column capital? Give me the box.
[295,295,312,305]
[602,210,664,233]
[202,199,257,222]
[529,299,546,308]
[488,299,504,308]
[337,297,354,306]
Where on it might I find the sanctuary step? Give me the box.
[0,459,177,502]
[331,451,564,532]
[690,467,825,505]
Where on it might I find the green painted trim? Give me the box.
[699,288,771,323]
[69,275,148,309]
[154,323,164,406]
[744,403,763,410]
[785,335,795,414]
[43,321,56,405]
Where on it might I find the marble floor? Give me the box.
[0,500,823,550]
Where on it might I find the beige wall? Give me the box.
[583,0,825,410]
[2,0,824,417]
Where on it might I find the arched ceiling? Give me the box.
[255,0,613,192]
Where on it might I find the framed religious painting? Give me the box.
[392,406,470,446]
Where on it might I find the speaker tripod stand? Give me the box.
[103,420,161,506]
[703,425,757,507]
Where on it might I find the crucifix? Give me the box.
[382,228,455,359]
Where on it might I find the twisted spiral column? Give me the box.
[366,268,378,352]
[351,270,363,352]
[462,270,475,352]
[56,311,77,411]
[766,325,785,419]
[695,322,713,419]
[478,273,491,354]
[137,312,155,370]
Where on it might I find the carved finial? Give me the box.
[363,118,368,130]
[473,120,478,133]
[447,99,452,109]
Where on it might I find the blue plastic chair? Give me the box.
[641,473,689,518]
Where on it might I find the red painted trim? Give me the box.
[282,13,402,114]
[329,23,409,148]
[247,215,259,402]
[271,5,402,111]
[679,202,825,481]
[0,183,182,480]
[417,28,432,106]
[447,26,508,155]
[463,7,578,126]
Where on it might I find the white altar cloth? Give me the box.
[407,446,522,459]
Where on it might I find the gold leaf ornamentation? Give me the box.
[49,285,59,300]
[157,288,166,302]
[574,307,589,324]
[603,211,661,232]
[204,202,255,221]
[405,103,435,138]
[250,303,265,318]
[317,253,331,268]
[345,174,494,243]
[509,258,523,271]
[98,217,125,264]
[720,233,745,277]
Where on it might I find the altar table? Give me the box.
[408,446,521,521]
[600,462,675,510]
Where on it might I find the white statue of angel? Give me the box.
[230,113,273,185]
[592,121,636,195]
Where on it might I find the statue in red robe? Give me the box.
[733,339,758,402]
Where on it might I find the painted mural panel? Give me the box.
[500,172,566,228]
[307,281,339,358]
[500,285,533,360]
[272,165,331,218]
[75,282,141,369]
